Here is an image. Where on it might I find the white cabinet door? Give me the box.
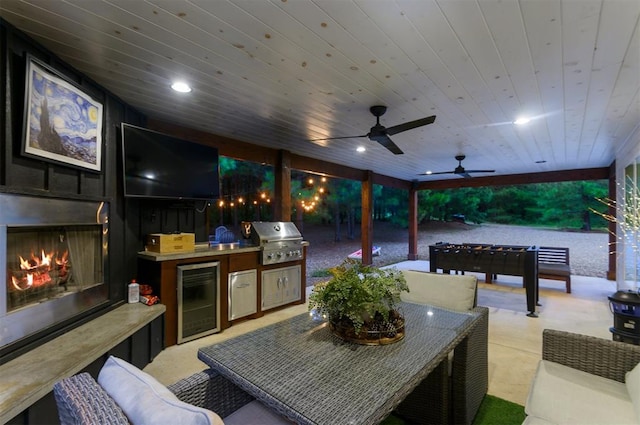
[261,269,284,311]
[261,265,301,311]
[228,269,257,321]
[281,265,301,304]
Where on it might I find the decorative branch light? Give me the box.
[591,178,640,255]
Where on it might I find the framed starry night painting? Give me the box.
[22,56,103,172]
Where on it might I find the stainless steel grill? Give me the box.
[249,222,304,265]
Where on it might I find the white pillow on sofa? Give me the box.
[98,356,223,425]
[400,270,477,311]
[626,361,640,423]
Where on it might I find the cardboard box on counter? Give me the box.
[146,233,195,253]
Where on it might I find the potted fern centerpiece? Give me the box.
[309,259,409,345]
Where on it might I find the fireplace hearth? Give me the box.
[0,193,109,357]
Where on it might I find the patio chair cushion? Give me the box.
[98,356,223,425]
[627,361,640,422]
[525,359,636,425]
[400,270,477,311]
[223,400,290,425]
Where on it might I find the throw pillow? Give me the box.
[98,356,223,425]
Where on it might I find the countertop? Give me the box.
[0,303,165,424]
[138,240,309,262]
[138,241,261,261]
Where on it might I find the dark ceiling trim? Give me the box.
[147,118,405,185]
[147,119,611,191]
[415,167,611,190]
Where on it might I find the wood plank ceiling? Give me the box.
[1,0,638,182]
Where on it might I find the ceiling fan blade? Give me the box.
[386,115,436,136]
[459,172,473,179]
[420,170,455,176]
[370,134,403,155]
[464,169,496,173]
[307,134,368,142]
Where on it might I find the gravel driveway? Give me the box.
[302,221,610,286]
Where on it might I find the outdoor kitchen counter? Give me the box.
[137,240,309,347]
[137,241,262,262]
[0,302,165,424]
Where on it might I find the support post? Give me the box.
[274,150,291,222]
[607,161,616,281]
[408,183,419,260]
[361,171,374,265]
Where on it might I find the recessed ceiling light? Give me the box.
[356,146,366,152]
[171,81,192,93]
[514,117,531,125]
[425,171,433,175]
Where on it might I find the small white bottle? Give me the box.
[128,279,140,304]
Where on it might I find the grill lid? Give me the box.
[250,222,302,245]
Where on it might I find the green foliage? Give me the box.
[308,259,409,334]
[420,190,451,222]
[213,156,610,233]
[310,269,333,278]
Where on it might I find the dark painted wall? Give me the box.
[0,19,206,359]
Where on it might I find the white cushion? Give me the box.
[224,400,291,425]
[522,416,555,425]
[626,361,640,423]
[400,270,477,311]
[98,356,223,425]
[525,360,636,425]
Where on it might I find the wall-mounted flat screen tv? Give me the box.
[121,123,220,200]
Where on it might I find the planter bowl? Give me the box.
[328,313,405,346]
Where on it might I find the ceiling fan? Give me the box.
[309,105,436,155]
[421,155,495,179]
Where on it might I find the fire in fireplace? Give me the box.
[6,225,102,312]
[0,194,109,355]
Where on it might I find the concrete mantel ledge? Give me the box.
[0,302,165,424]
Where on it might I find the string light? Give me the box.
[212,174,329,214]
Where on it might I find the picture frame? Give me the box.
[22,56,103,172]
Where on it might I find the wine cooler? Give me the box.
[177,262,220,343]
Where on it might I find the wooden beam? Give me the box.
[415,167,610,190]
[148,119,407,185]
[290,153,365,181]
[408,184,418,260]
[361,171,374,265]
[146,119,278,165]
[274,150,291,222]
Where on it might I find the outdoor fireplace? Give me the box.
[0,193,109,356]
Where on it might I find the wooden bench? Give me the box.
[537,246,571,293]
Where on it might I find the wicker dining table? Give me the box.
[198,302,483,425]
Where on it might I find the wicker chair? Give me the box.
[54,368,288,425]
[541,329,640,382]
[523,329,640,424]
[395,270,489,425]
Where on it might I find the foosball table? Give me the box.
[429,243,540,317]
